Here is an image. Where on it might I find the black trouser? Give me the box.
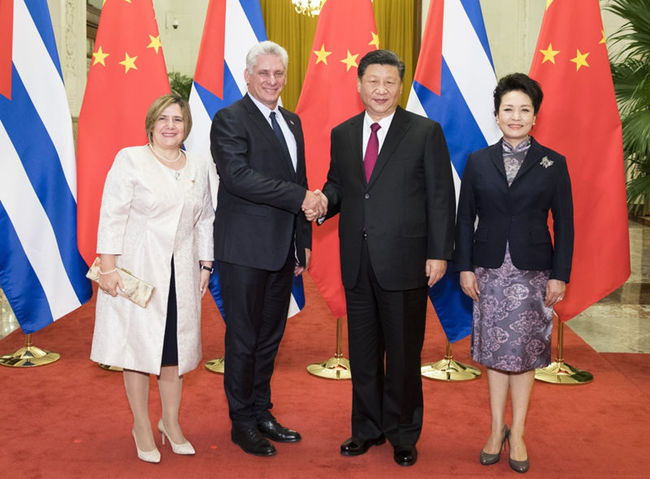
[218,251,294,426]
[345,240,427,447]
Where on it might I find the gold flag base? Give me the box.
[98,364,123,372]
[307,354,351,380]
[0,334,60,368]
[534,315,593,385]
[307,317,351,380]
[421,341,481,381]
[421,358,482,381]
[534,360,593,384]
[205,357,225,374]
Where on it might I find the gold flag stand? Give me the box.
[535,315,593,384]
[98,364,122,372]
[205,357,225,374]
[0,333,60,367]
[307,317,351,380]
[421,340,481,381]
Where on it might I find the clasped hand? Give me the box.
[302,189,327,222]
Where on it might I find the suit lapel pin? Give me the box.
[540,156,554,168]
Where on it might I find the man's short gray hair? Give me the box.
[245,41,289,73]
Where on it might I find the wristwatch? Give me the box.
[200,264,213,273]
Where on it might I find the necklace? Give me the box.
[149,143,182,164]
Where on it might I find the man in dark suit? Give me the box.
[311,50,456,466]
[210,41,324,457]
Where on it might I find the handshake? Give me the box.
[302,189,328,222]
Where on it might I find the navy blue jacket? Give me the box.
[454,138,573,282]
[210,94,311,271]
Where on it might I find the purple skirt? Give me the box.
[471,247,553,373]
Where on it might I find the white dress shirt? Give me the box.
[248,94,298,171]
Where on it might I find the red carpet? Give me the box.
[1,274,649,478]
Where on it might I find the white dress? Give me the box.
[90,146,215,375]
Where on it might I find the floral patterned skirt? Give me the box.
[471,246,553,373]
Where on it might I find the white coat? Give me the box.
[90,146,215,375]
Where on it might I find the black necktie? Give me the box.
[269,112,292,168]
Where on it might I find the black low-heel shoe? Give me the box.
[479,426,509,465]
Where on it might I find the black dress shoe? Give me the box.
[340,436,386,456]
[257,419,301,443]
[231,425,277,456]
[394,445,417,466]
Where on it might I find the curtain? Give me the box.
[259,0,419,111]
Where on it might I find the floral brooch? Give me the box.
[540,156,554,168]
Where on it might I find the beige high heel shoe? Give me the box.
[158,419,195,455]
[132,430,161,464]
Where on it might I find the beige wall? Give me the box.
[47,0,86,116]
[153,0,209,76]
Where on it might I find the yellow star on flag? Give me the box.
[546,0,554,9]
[314,44,332,65]
[570,49,590,71]
[92,46,109,66]
[147,35,162,54]
[119,52,138,73]
[369,32,380,49]
[600,29,606,44]
[540,43,560,64]
[341,50,359,72]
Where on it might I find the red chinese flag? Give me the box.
[295,0,379,317]
[76,0,170,266]
[0,0,12,100]
[529,0,630,321]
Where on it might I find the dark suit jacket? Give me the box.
[210,94,311,271]
[454,137,574,282]
[322,106,456,291]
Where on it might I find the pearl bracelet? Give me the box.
[99,268,118,275]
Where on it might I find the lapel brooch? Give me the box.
[539,156,554,168]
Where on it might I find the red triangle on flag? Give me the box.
[0,0,13,100]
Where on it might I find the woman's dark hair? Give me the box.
[493,73,543,115]
[358,49,405,80]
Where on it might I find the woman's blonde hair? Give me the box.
[145,93,193,144]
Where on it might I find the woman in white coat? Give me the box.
[90,94,215,463]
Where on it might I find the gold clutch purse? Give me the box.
[86,257,155,308]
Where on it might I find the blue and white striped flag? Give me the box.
[185,0,305,317]
[0,0,92,334]
[406,0,501,342]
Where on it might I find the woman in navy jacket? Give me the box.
[455,73,573,473]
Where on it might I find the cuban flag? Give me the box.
[184,0,305,317]
[0,0,92,334]
[406,0,501,342]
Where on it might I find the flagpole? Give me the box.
[421,340,481,381]
[535,313,593,384]
[0,333,60,368]
[306,317,351,380]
